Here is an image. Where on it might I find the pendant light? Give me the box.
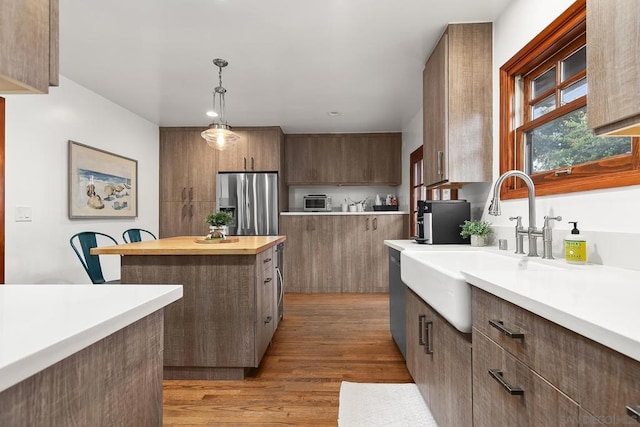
[201,58,240,150]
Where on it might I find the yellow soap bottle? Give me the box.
[565,221,587,264]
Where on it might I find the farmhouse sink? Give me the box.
[400,250,566,333]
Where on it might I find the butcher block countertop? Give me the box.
[91,235,286,256]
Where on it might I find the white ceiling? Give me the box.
[59,0,511,133]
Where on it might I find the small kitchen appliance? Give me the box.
[415,200,470,244]
[303,194,332,212]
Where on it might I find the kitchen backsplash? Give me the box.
[288,185,404,211]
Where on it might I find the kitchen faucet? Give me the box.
[488,170,560,258]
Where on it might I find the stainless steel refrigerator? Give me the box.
[216,172,279,236]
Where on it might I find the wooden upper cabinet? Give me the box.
[159,128,217,203]
[0,0,59,93]
[423,23,492,188]
[285,133,401,185]
[218,126,284,172]
[587,0,640,136]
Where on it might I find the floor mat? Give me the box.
[337,381,438,427]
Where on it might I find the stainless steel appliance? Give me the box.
[216,172,279,235]
[415,200,470,244]
[275,242,284,321]
[303,194,332,212]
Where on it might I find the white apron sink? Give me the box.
[400,250,565,333]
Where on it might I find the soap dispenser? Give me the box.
[565,221,587,264]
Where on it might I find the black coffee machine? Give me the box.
[414,200,470,244]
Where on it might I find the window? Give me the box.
[499,0,640,199]
[409,147,426,237]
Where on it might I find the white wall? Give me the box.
[5,76,159,284]
[400,0,640,269]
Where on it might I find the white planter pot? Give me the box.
[208,225,228,239]
[470,235,487,247]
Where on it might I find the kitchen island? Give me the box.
[0,284,182,426]
[93,235,286,380]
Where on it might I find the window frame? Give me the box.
[409,146,425,238]
[499,0,640,200]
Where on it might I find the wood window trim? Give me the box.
[409,146,423,237]
[499,0,640,200]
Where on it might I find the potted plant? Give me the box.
[460,219,493,247]
[205,211,233,239]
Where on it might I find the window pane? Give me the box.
[561,46,586,82]
[561,77,587,105]
[532,67,556,98]
[526,107,631,173]
[532,95,555,119]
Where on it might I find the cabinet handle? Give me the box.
[366,218,370,231]
[243,157,247,170]
[251,157,255,170]
[189,187,193,201]
[181,204,188,219]
[418,315,426,346]
[424,320,433,355]
[264,277,273,284]
[189,204,194,217]
[489,319,525,339]
[263,258,272,263]
[264,316,273,324]
[373,217,378,230]
[488,369,524,395]
[627,405,640,422]
[437,150,444,177]
[182,187,187,201]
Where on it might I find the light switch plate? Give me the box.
[15,206,32,222]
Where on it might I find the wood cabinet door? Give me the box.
[472,329,580,427]
[246,127,282,171]
[284,136,315,184]
[369,215,407,292]
[280,215,316,292]
[217,129,249,171]
[159,128,217,202]
[343,135,370,184]
[587,0,640,135]
[405,289,432,406]
[159,201,214,238]
[340,215,373,292]
[0,0,52,93]
[368,134,402,185]
[423,32,448,187]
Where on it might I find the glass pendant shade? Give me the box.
[201,58,240,150]
[201,124,240,151]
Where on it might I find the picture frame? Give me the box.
[68,140,138,218]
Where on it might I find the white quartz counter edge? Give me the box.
[0,284,183,392]
[282,211,409,216]
[384,240,640,362]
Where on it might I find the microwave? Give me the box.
[303,195,332,212]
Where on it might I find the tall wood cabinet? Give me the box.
[285,133,401,185]
[0,0,58,93]
[280,214,408,293]
[159,128,217,237]
[159,126,286,237]
[423,23,492,187]
[587,0,640,136]
[405,288,472,427]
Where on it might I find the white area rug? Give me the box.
[338,382,438,427]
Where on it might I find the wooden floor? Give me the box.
[162,293,412,426]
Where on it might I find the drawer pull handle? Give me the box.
[488,369,524,395]
[418,315,426,346]
[424,320,433,355]
[264,277,273,284]
[264,316,273,324]
[263,258,272,263]
[627,405,640,422]
[489,319,524,339]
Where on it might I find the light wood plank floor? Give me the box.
[162,293,412,426]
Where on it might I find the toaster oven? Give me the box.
[303,195,332,212]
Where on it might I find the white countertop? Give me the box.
[385,239,640,362]
[0,284,183,392]
[282,211,409,216]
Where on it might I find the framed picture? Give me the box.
[68,140,138,218]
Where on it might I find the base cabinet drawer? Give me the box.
[472,328,580,427]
